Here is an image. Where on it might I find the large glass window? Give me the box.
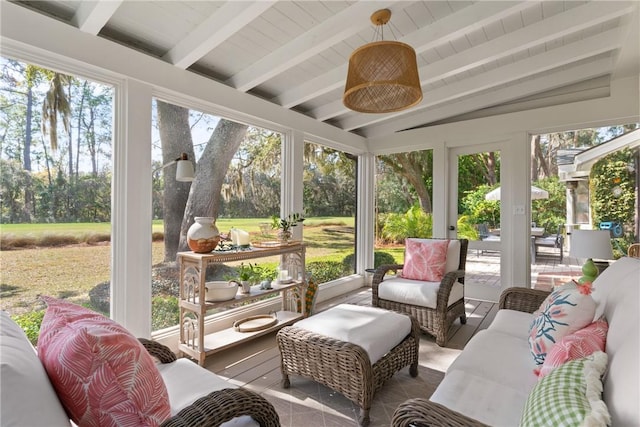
[151,98,283,332]
[374,149,434,267]
[530,125,639,290]
[0,57,113,341]
[301,142,356,283]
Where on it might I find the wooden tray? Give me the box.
[252,240,299,248]
[233,314,278,332]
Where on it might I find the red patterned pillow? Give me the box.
[536,319,608,378]
[402,238,450,281]
[37,296,171,427]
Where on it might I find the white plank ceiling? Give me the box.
[11,0,640,138]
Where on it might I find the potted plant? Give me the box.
[234,263,261,293]
[271,212,305,243]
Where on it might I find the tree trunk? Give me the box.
[23,87,33,220]
[533,135,549,179]
[179,120,248,255]
[157,101,195,262]
[379,152,433,213]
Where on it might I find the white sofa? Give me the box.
[0,311,278,427]
[392,256,640,426]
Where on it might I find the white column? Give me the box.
[432,144,447,237]
[282,130,305,241]
[356,153,375,274]
[500,132,531,291]
[111,79,153,338]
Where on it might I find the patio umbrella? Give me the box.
[485,185,549,201]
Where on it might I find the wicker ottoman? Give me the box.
[276,304,420,427]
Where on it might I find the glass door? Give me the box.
[448,144,503,302]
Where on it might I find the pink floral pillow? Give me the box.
[402,238,449,282]
[37,297,171,427]
[528,283,596,365]
[536,319,608,378]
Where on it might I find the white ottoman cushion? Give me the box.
[293,304,411,364]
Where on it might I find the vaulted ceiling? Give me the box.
[11,1,640,139]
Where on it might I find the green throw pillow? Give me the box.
[520,351,610,427]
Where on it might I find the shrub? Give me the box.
[341,251,397,273]
[151,296,179,331]
[12,310,45,346]
[381,205,433,243]
[531,177,566,232]
[461,184,500,228]
[307,261,344,284]
[591,148,635,239]
[456,215,479,241]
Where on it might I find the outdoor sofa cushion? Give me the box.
[520,351,609,426]
[430,308,539,426]
[0,311,71,427]
[537,319,608,378]
[402,238,449,281]
[527,283,596,365]
[37,296,171,427]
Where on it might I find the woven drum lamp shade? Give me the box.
[343,9,422,113]
[344,41,422,113]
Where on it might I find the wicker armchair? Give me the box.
[138,339,280,427]
[372,238,469,346]
[390,286,551,427]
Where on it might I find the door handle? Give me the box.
[448,226,455,231]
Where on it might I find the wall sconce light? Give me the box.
[155,153,195,182]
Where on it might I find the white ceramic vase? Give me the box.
[187,217,220,253]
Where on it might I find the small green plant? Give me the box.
[271,212,305,232]
[236,263,262,283]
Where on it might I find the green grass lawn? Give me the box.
[1,217,383,316]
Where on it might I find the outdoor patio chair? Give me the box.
[371,238,469,346]
[476,223,499,256]
[628,243,640,258]
[533,224,564,263]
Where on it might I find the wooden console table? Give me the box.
[177,243,306,366]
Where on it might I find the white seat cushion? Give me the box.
[447,329,538,395]
[431,369,530,427]
[156,358,257,427]
[431,328,538,426]
[487,308,534,338]
[293,304,411,364]
[378,277,464,309]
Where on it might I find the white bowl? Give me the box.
[205,281,238,302]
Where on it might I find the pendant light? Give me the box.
[343,9,422,114]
